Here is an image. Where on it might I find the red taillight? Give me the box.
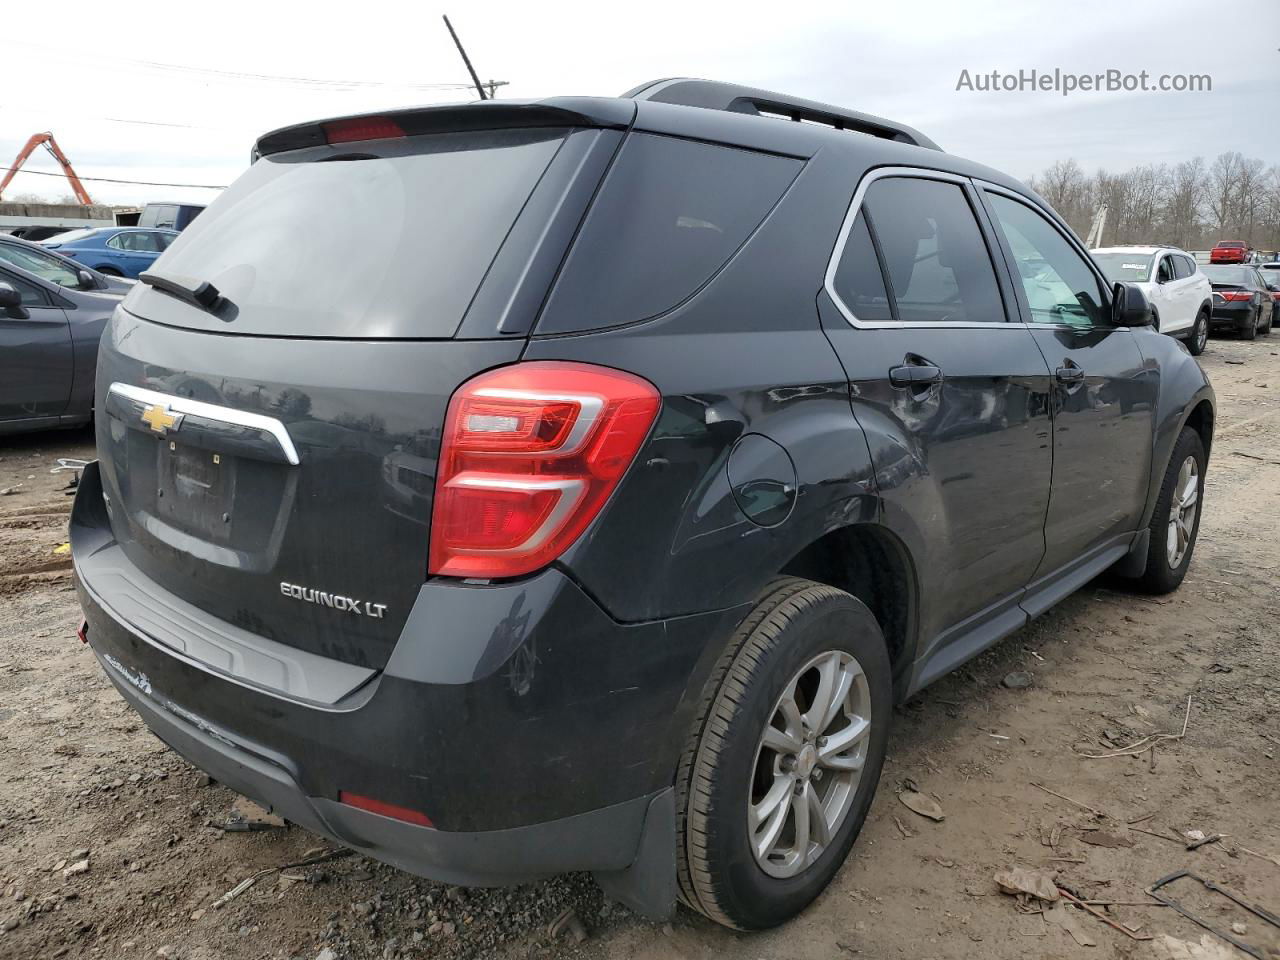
[428,361,661,579]
[322,116,405,144]
[76,619,88,644]
[1218,291,1253,301]
[338,791,433,827]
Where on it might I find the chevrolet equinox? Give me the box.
[72,79,1215,930]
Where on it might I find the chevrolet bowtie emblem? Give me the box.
[141,402,182,434]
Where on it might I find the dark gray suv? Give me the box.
[72,79,1214,930]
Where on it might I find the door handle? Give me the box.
[1055,365,1085,384]
[889,364,942,386]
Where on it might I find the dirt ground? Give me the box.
[1,334,1277,960]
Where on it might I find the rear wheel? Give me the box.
[1187,310,1209,356]
[675,577,892,930]
[1241,308,1258,340]
[1261,307,1273,336]
[1132,427,1206,594]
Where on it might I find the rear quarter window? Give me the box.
[536,133,801,334]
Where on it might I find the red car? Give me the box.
[1210,240,1251,264]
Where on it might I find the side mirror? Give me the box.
[77,269,97,289]
[1112,282,1152,327]
[0,282,29,319]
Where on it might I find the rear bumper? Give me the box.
[1209,302,1254,331]
[73,461,740,913]
[92,649,666,887]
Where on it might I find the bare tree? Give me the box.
[1028,152,1279,252]
[1207,152,1244,234]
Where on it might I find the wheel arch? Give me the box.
[1183,397,1215,459]
[778,522,919,702]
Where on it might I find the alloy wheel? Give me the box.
[748,650,871,878]
[1167,455,1199,569]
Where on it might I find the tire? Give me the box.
[675,577,892,930]
[1187,310,1209,356]
[1132,427,1206,594]
[1262,308,1273,336]
[1240,308,1258,340]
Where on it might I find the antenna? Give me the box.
[442,15,488,101]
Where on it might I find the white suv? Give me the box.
[1092,246,1213,355]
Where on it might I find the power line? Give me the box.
[9,40,481,93]
[5,167,226,190]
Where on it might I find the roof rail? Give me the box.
[623,78,940,151]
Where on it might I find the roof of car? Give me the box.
[251,80,1031,200]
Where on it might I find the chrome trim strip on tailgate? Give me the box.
[107,381,301,466]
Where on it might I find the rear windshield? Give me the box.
[1215,242,1245,249]
[146,128,566,338]
[1203,266,1251,284]
[44,228,98,244]
[1091,253,1153,282]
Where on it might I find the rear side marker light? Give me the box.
[322,117,405,145]
[428,361,661,579]
[77,619,89,644]
[338,791,433,827]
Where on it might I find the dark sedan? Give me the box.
[0,233,135,296]
[1203,264,1274,340]
[0,257,124,434]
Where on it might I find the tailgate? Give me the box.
[95,308,523,669]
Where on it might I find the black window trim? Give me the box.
[824,166,1019,329]
[975,182,1122,331]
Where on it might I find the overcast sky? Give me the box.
[3,0,1276,207]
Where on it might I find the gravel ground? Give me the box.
[1,333,1278,960]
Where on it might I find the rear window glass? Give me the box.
[1092,253,1153,282]
[831,214,893,322]
[143,129,566,338]
[864,177,1004,324]
[537,133,801,334]
[1203,266,1251,284]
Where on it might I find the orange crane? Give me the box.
[0,132,94,205]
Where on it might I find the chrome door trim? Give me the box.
[823,166,1027,331]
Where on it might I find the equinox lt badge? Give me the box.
[280,582,388,619]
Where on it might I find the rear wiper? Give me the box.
[139,272,224,312]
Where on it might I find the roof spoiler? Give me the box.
[252,98,636,160]
[623,78,940,151]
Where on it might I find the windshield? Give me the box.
[43,228,99,245]
[147,128,566,338]
[0,242,83,287]
[1203,266,1251,284]
[1091,253,1153,282]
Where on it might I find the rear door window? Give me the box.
[138,128,568,338]
[537,134,801,334]
[858,176,1005,324]
[830,214,893,322]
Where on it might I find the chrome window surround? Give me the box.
[107,382,301,466]
[824,167,1121,332]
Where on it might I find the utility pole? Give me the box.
[443,15,489,101]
